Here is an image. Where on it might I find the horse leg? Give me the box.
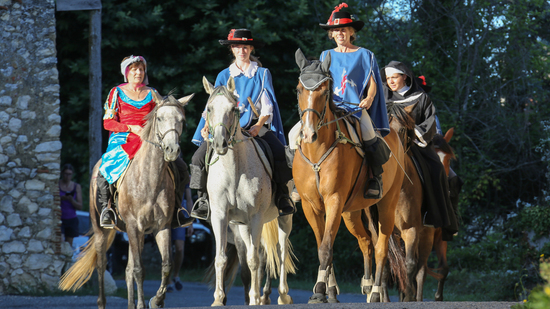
[148,228,172,308]
[211,214,229,306]
[401,227,419,301]
[232,229,251,305]
[310,197,343,303]
[370,196,398,303]
[125,247,135,309]
[126,227,146,309]
[259,246,271,305]
[416,227,434,302]
[277,215,293,305]
[237,222,262,306]
[341,211,373,297]
[433,228,449,301]
[94,229,110,309]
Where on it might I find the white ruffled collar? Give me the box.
[229,61,258,78]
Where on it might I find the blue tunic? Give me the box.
[192,66,286,146]
[320,48,390,137]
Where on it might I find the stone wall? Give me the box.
[0,0,72,294]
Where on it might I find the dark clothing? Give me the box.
[382,61,458,234]
[61,216,80,238]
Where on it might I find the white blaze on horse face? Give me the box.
[209,96,235,155]
[157,105,183,161]
[301,90,317,144]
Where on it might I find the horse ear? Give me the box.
[177,93,195,107]
[203,76,214,95]
[321,51,331,73]
[444,127,454,142]
[227,76,236,93]
[152,89,164,105]
[295,48,308,70]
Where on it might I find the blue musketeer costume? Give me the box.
[320,48,389,137]
[189,28,295,219]
[192,66,286,146]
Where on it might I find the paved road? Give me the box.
[0,279,519,309]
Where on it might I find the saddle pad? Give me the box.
[251,137,273,179]
[343,117,365,157]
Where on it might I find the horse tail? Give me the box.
[203,243,239,291]
[426,266,445,281]
[262,219,297,279]
[387,231,407,293]
[58,230,116,291]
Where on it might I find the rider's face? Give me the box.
[386,73,407,92]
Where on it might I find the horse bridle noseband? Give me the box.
[144,105,184,150]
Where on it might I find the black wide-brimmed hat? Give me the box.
[319,3,364,32]
[218,29,265,48]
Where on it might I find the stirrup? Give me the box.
[175,208,194,228]
[190,197,210,220]
[364,176,383,199]
[100,208,117,229]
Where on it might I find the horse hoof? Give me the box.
[328,297,340,303]
[211,300,224,306]
[148,296,163,308]
[308,293,328,304]
[278,295,293,304]
[367,292,381,303]
[260,296,271,305]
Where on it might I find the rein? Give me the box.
[143,106,183,151]
[297,81,361,202]
[205,94,252,166]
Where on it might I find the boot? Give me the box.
[191,191,210,220]
[189,164,210,220]
[97,173,116,228]
[171,159,195,228]
[276,183,296,216]
[363,137,391,199]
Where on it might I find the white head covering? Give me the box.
[120,55,149,85]
[385,67,404,76]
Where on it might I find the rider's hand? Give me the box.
[359,96,373,109]
[248,125,261,137]
[200,126,209,139]
[128,125,143,136]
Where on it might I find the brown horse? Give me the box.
[427,127,458,301]
[389,126,458,302]
[293,49,405,303]
[58,92,194,309]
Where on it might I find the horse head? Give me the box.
[143,91,194,161]
[433,127,456,176]
[387,101,417,150]
[203,76,239,155]
[295,48,334,144]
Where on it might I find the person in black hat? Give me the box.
[289,3,390,199]
[381,60,459,239]
[189,29,295,219]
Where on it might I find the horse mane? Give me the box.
[141,94,186,141]
[386,102,416,148]
[433,134,456,160]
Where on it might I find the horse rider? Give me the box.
[97,55,194,228]
[289,2,391,199]
[381,60,459,239]
[189,29,296,219]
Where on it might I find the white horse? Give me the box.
[202,76,295,306]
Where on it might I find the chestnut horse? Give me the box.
[59,92,194,309]
[293,49,405,303]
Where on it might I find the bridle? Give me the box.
[144,104,184,151]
